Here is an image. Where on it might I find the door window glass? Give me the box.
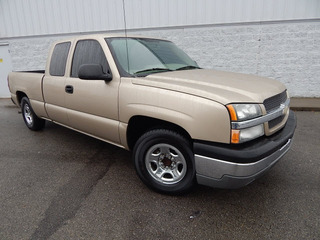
[71,40,108,78]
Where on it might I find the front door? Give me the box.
[65,39,120,144]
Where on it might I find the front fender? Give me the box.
[119,81,231,144]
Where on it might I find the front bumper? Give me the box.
[194,110,296,189]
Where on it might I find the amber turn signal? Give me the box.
[231,130,240,144]
[227,105,238,121]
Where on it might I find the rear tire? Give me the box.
[21,97,45,131]
[133,129,195,194]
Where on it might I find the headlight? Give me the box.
[227,104,264,144]
[231,124,264,143]
[227,104,262,121]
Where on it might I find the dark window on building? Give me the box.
[49,42,71,76]
[71,40,109,78]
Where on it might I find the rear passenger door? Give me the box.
[43,42,70,125]
[65,39,120,144]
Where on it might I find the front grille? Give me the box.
[263,90,288,131]
[263,90,287,113]
[268,115,285,129]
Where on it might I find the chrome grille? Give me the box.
[263,90,287,113]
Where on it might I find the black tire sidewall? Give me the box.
[21,97,45,131]
[133,130,195,194]
[21,97,34,129]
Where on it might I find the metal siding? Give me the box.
[0,0,319,38]
[0,2,8,37]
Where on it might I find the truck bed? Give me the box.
[8,71,45,106]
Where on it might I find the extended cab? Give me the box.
[8,34,296,194]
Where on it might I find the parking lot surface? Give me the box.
[0,99,319,240]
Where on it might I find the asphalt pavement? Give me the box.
[0,98,319,240]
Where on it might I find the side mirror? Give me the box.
[78,64,112,81]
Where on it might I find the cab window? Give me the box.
[50,42,71,76]
[71,40,109,78]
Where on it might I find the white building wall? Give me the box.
[1,0,319,38]
[148,21,320,98]
[0,0,320,97]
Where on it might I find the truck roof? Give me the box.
[53,34,167,45]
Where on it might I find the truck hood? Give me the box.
[131,69,286,105]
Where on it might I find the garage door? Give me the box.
[0,43,12,98]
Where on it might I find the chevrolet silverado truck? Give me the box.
[7,34,296,194]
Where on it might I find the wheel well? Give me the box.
[127,116,192,150]
[16,91,28,106]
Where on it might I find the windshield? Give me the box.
[106,38,199,76]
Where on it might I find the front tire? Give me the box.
[133,129,195,194]
[21,97,45,131]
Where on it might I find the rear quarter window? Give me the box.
[49,42,71,76]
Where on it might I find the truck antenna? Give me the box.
[122,0,130,74]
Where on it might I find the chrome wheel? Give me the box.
[23,104,33,126]
[21,97,45,131]
[145,143,187,185]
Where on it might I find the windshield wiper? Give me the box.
[134,68,172,76]
[175,66,201,71]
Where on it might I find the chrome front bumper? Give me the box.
[194,111,296,189]
[195,138,292,189]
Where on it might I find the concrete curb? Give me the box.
[290,98,320,111]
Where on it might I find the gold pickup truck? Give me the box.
[8,34,296,194]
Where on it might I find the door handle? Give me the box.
[65,85,74,94]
